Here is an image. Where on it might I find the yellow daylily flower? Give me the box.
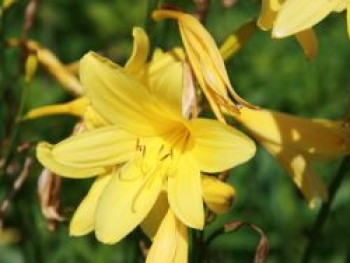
[70,175,235,263]
[235,107,350,207]
[152,9,256,122]
[36,49,255,244]
[258,0,319,60]
[141,175,236,241]
[272,0,349,38]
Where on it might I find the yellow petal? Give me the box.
[24,97,90,120]
[83,105,109,130]
[70,173,112,236]
[52,125,136,169]
[334,0,347,12]
[236,107,350,159]
[257,0,279,30]
[202,175,235,214]
[172,219,188,263]
[264,142,328,206]
[295,28,318,60]
[36,142,106,178]
[124,27,150,76]
[149,50,183,116]
[80,52,168,136]
[168,155,204,229]
[152,10,255,120]
[273,0,341,38]
[189,118,256,173]
[95,161,162,244]
[141,191,169,240]
[146,209,188,263]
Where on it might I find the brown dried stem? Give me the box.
[0,157,33,230]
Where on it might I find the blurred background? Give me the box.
[1,0,350,262]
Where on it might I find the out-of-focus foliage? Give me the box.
[0,0,349,263]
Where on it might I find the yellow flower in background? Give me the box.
[258,0,319,60]
[152,9,257,123]
[272,0,349,38]
[36,44,255,243]
[235,107,350,207]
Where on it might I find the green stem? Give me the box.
[1,78,31,176]
[0,3,8,142]
[301,156,350,263]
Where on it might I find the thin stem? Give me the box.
[301,156,350,263]
[1,77,32,176]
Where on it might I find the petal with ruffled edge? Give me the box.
[168,155,204,229]
[95,161,162,244]
[189,118,256,173]
[37,142,106,178]
[51,125,136,169]
[70,173,113,235]
[146,209,188,263]
[80,52,168,136]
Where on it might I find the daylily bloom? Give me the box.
[152,9,256,123]
[36,47,255,244]
[258,0,319,60]
[272,0,349,38]
[70,174,235,263]
[235,107,350,207]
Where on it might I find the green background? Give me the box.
[1,0,350,262]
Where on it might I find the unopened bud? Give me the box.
[25,53,38,83]
[202,175,235,214]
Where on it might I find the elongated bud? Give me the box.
[202,175,235,214]
[220,20,256,61]
[25,53,38,83]
[24,97,90,120]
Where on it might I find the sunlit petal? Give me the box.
[190,118,256,173]
[37,142,105,178]
[70,173,112,236]
[168,155,204,229]
[52,125,136,168]
[80,52,167,136]
[273,0,340,38]
[236,107,350,159]
[95,162,162,244]
[146,209,188,263]
[124,27,150,76]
